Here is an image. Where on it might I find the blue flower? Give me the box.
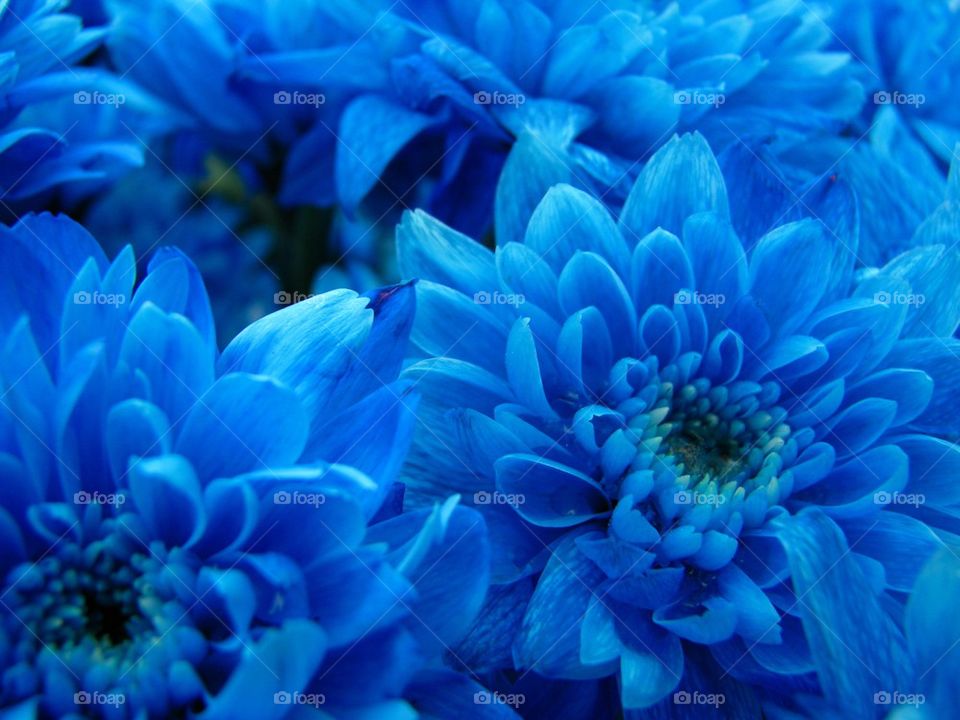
[396,132,959,715]
[0,0,177,204]
[238,0,863,239]
[81,161,280,345]
[827,0,960,162]
[0,214,498,718]
[94,0,864,278]
[761,1,960,267]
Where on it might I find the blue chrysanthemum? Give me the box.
[396,133,959,715]
[758,1,960,267]
[90,0,865,281]
[0,0,178,205]
[235,0,863,239]
[0,214,501,718]
[827,0,960,162]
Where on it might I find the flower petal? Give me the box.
[773,508,909,715]
[175,373,308,481]
[128,454,206,548]
[621,133,729,239]
[496,454,610,528]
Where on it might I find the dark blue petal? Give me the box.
[496,454,610,528]
[303,546,410,648]
[368,498,490,648]
[772,508,909,714]
[840,513,944,592]
[717,564,781,644]
[514,534,609,679]
[304,380,416,513]
[200,620,326,720]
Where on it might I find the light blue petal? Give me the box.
[630,228,694,312]
[505,318,555,420]
[621,133,729,240]
[128,454,206,548]
[200,620,326,720]
[748,219,832,338]
[220,286,413,431]
[174,373,308,481]
[845,369,933,427]
[894,435,960,507]
[105,399,170,483]
[558,251,637,357]
[397,209,499,294]
[524,184,629,278]
[495,134,574,247]
[905,550,960,713]
[876,245,960,338]
[119,303,214,424]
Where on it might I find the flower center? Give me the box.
[1,525,212,714]
[4,537,149,654]
[605,356,797,533]
[659,376,791,494]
